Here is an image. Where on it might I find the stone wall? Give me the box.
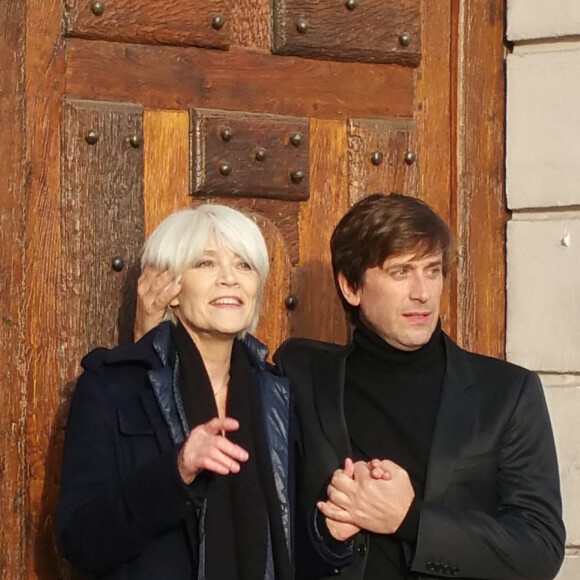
[506,1,580,576]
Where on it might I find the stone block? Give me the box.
[507,0,580,41]
[507,48,580,209]
[543,378,580,546]
[506,219,580,372]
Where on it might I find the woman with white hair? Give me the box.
[57,205,293,580]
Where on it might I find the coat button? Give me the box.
[426,561,435,572]
[331,568,340,576]
[355,543,366,556]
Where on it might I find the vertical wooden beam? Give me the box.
[24,0,66,576]
[295,119,349,344]
[143,109,193,235]
[416,1,455,338]
[454,0,508,357]
[0,0,27,577]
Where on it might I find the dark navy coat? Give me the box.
[57,322,293,579]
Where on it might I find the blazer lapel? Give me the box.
[311,346,353,462]
[424,335,476,503]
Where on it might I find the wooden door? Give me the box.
[0,0,507,577]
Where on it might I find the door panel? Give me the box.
[0,0,509,576]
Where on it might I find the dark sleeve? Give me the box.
[276,342,356,578]
[410,372,565,579]
[56,369,207,575]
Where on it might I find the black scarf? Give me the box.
[171,322,269,580]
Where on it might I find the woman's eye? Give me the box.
[238,261,252,271]
[196,259,214,268]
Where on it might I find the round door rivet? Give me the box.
[128,134,142,148]
[220,126,233,142]
[219,161,232,176]
[296,19,308,34]
[345,0,358,10]
[85,130,99,145]
[404,151,417,165]
[290,132,303,147]
[212,14,226,30]
[371,151,384,166]
[399,32,412,47]
[91,1,105,16]
[290,169,304,184]
[285,294,299,310]
[255,148,267,162]
[111,257,125,272]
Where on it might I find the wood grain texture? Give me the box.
[0,0,26,577]
[65,0,231,48]
[415,1,455,337]
[62,99,145,354]
[65,38,415,119]
[348,118,419,204]
[252,217,292,354]
[230,0,271,51]
[454,0,507,358]
[143,109,190,236]
[192,108,310,200]
[293,119,349,344]
[273,0,421,66]
[23,0,67,576]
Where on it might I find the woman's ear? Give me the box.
[337,272,361,307]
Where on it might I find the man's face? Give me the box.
[339,251,444,351]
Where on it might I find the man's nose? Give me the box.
[409,274,430,302]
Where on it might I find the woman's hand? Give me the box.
[134,265,181,341]
[177,417,249,484]
[320,458,361,541]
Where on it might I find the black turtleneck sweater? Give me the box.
[344,321,446,580]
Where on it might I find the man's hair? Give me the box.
[141,204,269,333]
[330,193,454,322]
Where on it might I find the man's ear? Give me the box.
[337,272,361,307]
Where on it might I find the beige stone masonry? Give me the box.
[507,47,580,209]
[507,0,580,41]
[506,219,580,372]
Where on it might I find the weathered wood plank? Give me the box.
[65,38,415,119]
[294,118,349,344]
[62,99,145,354]
[230,0,271,51]
[23,0,67,575]
[415,1,455,338]
[454,0,507,358]
[65,0,231,49]
[0,0,26,577]
[143,109,190,236]
[252,217,292,354]
[192,108,310,201]
[273,0,421,66]
[348,118,419,204]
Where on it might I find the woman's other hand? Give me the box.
[134,265,181,341]
[177,417,249,484]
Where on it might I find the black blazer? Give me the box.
[275,333,565,580]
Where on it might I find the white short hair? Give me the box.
[141,204,269,333]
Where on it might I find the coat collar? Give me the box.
[309,332,478,501]
[311,342,355,462]
[423,334,477,502]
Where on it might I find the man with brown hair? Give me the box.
[275,193,565,579]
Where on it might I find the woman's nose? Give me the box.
[218,264,237,285]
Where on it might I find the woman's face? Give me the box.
[171,234,261,342]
